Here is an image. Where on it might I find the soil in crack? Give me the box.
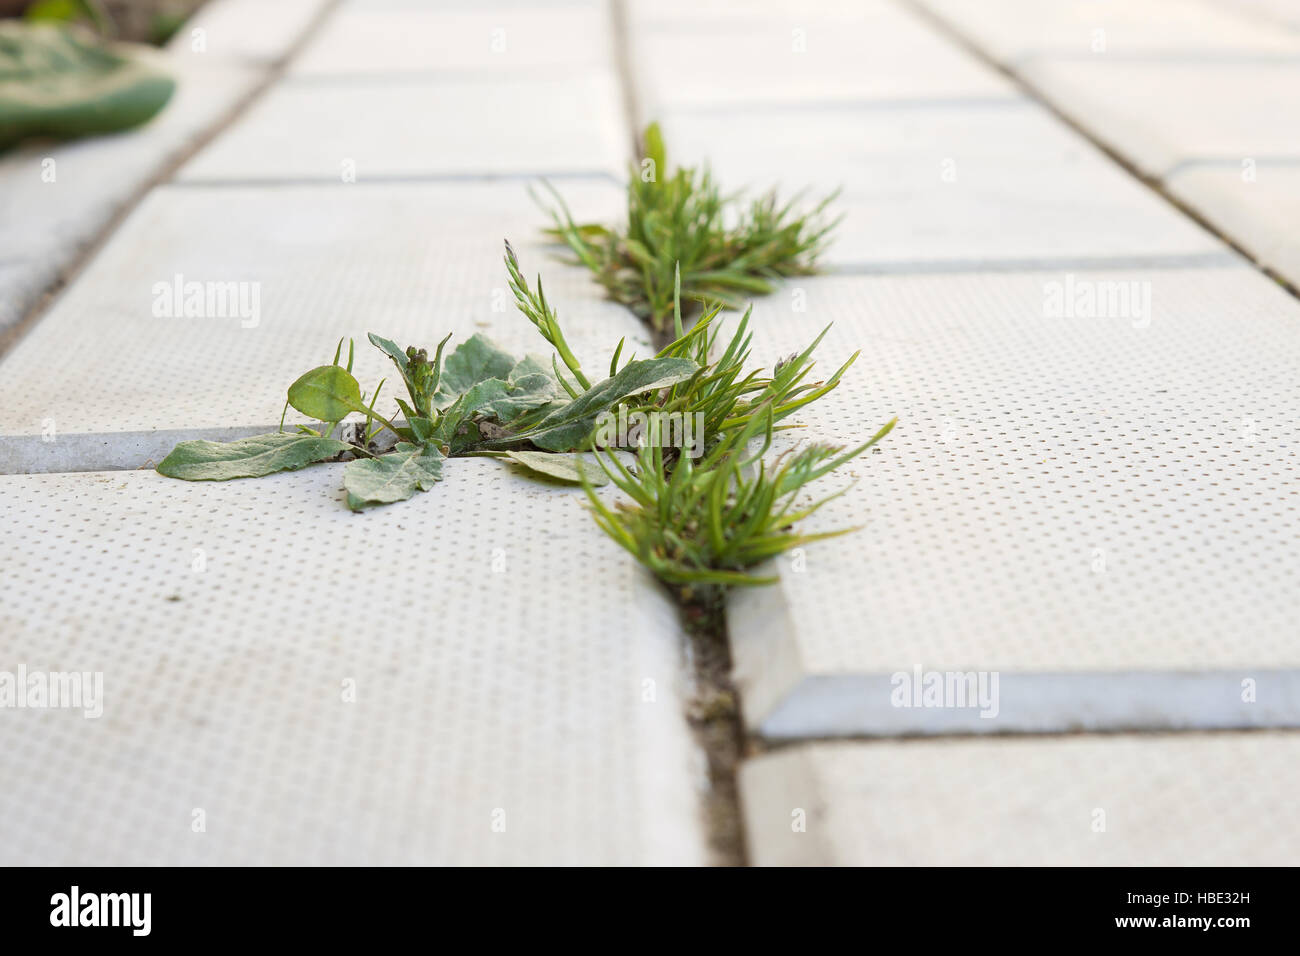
[679,590,749,866]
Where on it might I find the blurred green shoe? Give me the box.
[0,21,175,150]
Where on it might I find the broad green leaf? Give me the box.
[407,416,434,443]
[436,333,517,400]
[497,373,557,418]
[367,332,410,379]
[504,356,697,452]
[458,373,557,424]
[394,397,420,425]
[508,355,560,398]
[479,355,566,425]
[367,332,408,370]
[416,352,563,449]
[505,451,631,486]
[508,354,557,386]
[287,365,366,422]
[497,397,567,438]
[431,393,470,447]
[458,378,511,415]
[343,443,444,511]
[156,433,351,481]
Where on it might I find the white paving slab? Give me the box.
[292,0,613,75]
[741,734,1300,865]
[177,71,628,182]
[626,0,1015,115]
[914,0,1300,294]
[0,180,651,473]
[725,269,1300,738]
[656,101,1226,268]
[0,461,705,865]
[1018,59,1300,178]
[168,0,328,66]
[0,57,262,333]
[0,0,329,336]
[918,0,1300,63]
[1213,0,1300,30]
[628,0,863,26]
[1169,162,1300,288]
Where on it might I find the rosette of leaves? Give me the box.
[157,242,895,596]
[156,250,700,511]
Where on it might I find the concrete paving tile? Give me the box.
[1018,59,1300,178]
[0,0,329,336]
[176,72,628,182]
[740,735,1300,865]
[628,0,867,27]
[656,101,1225,268]
[0,461,705,865]
[0,58,263,333]
[0,260,55,338]
[626,0,1015,114]
[0,181,651,472]
[292,0,613,75]
[168,0,329,66]
[722,269,1300,738]
[918,0,1300,63]
[1211,0,1300,30]
[1168,162,1300,288]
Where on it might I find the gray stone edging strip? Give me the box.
[0,426,277,475]
[739,733,1300,865]
[754,671,1300,740]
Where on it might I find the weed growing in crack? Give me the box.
[585,411,893,592]
[155,243,697,509]
[579,275,895,593]
[535,122,839,333]
[156,243,893,589]
[507,243,859,457]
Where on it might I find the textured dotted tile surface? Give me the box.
[0,462,704,865]
[918,0,1300,61]
[725,269,1300,731]
[627,0,1014,114]
[292,0,613,75]
[8,0,1300,866]
[1213,0,1300,30]
[741,734,1300,865]
[169,0,328,66]
[913,0,1300,291]
[0,180,648,456]
[177,72,628,182]
[180,0,624,183]
[0,0,332,334]
[1018,59,1300,179]
[1169,163,1300,289]
[0,58,263,332]
[656,101,1224,267]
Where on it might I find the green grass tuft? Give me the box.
[566,264,896,595]
[536,122,840,333]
